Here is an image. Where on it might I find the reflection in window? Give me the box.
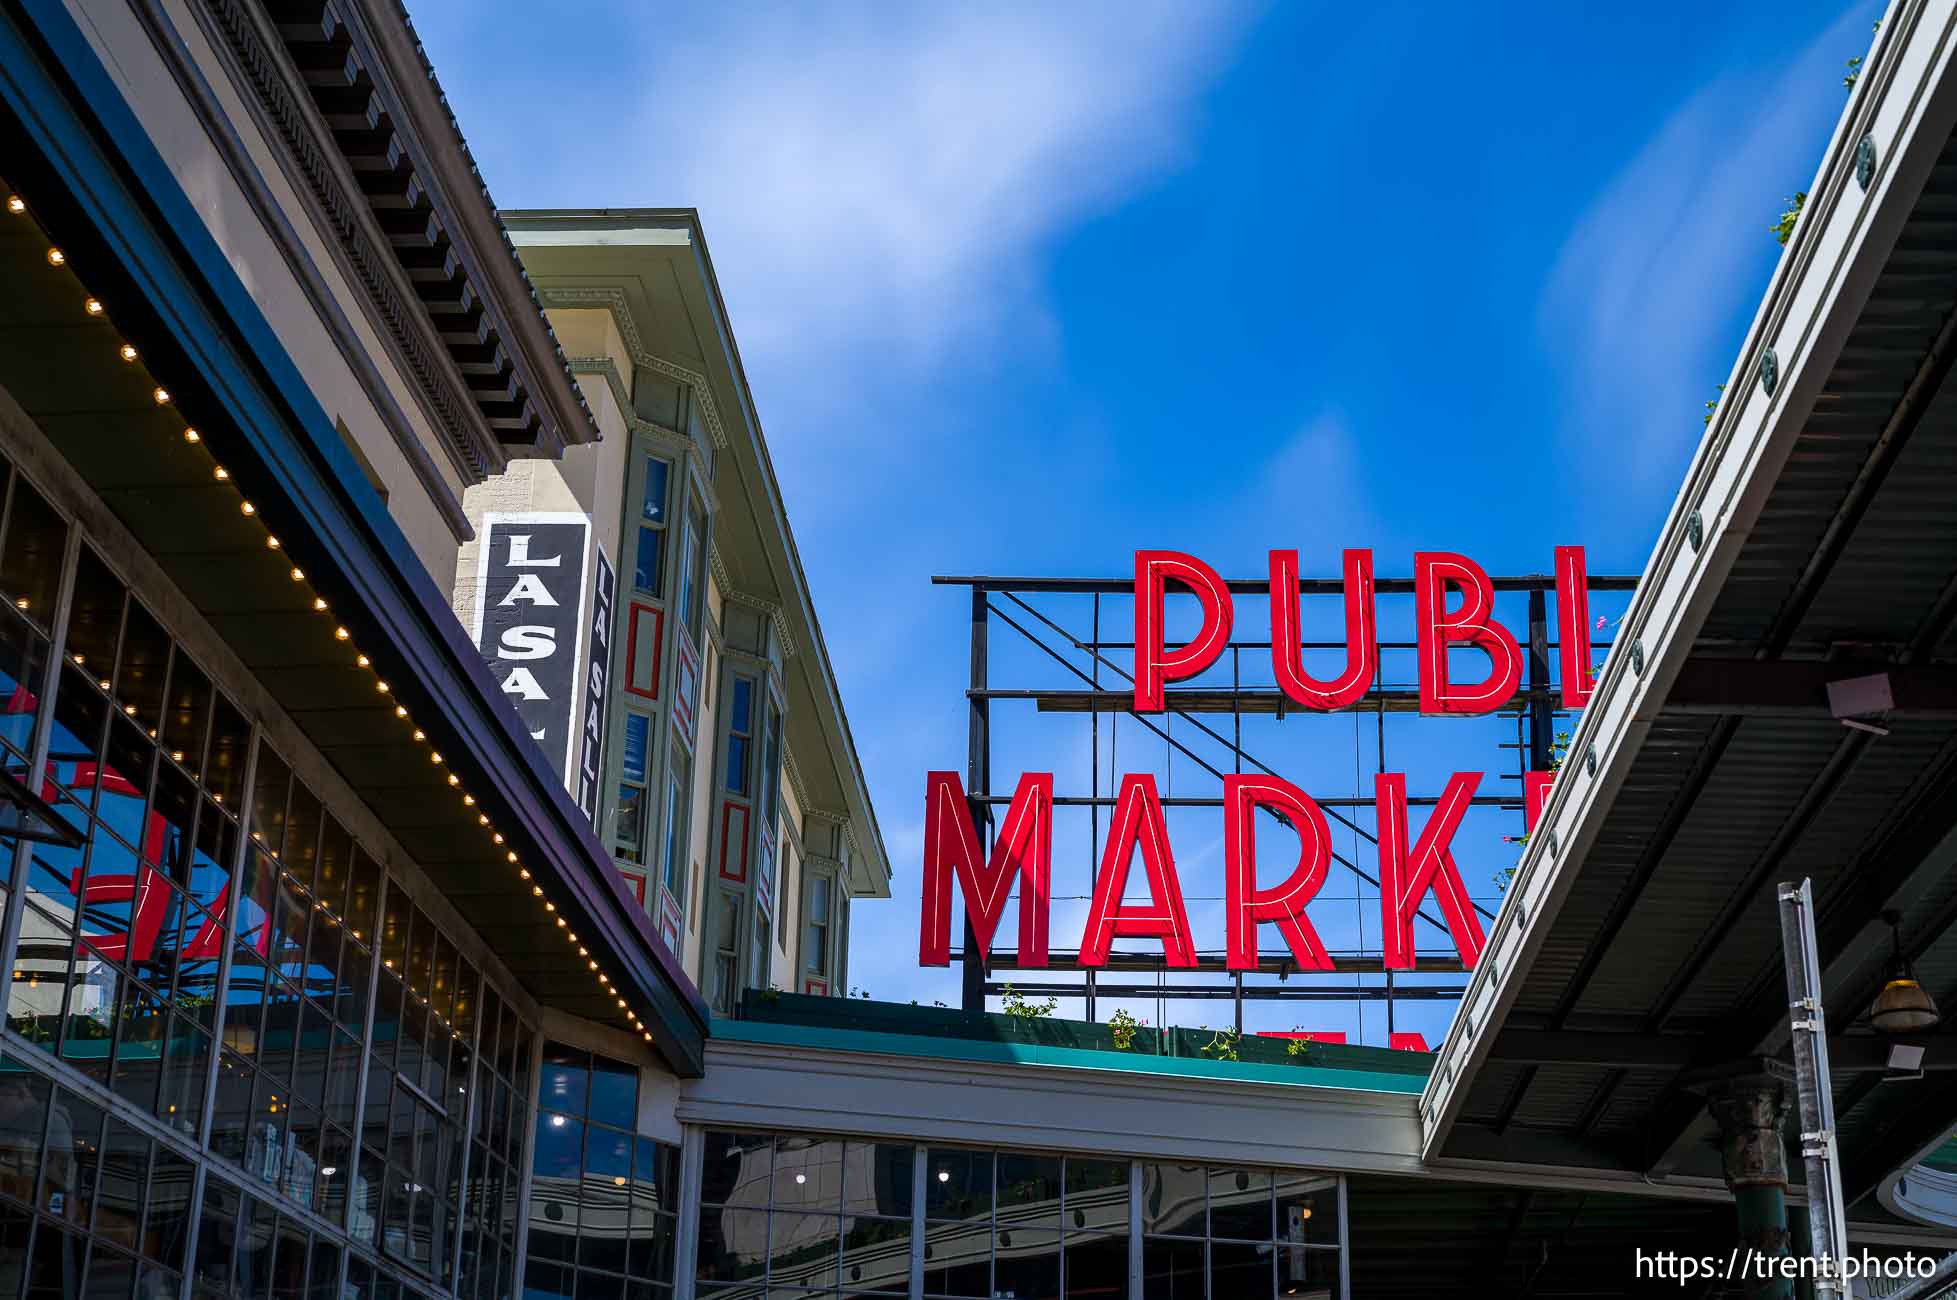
[700,1131,913,1298]
[524,1045,676,1300]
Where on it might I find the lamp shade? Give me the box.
[1872,977,1941,1036]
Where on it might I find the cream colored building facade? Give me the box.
[451,212,891,1015]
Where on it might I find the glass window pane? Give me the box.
[840,1142,914,1220]
[0,475,68,629]
[63,547,125,701]
[992,1226,1060,1299]
[1065,1231,1128,1300]
[995,1152,1062,1229]
[614,785,646,866]
[924,1148,991,1223]
[538,1047,587,1119]
[193,1178,239,1293]
[586,1055,635,1132]
[841,1214,908,1295]
[693,1206,766,1285]
[1207,1167,1271,1240]
[1141,1235,1203,1299]
[1209,1238,1273,1296]
[632,530,661,598]
[115,602,169,736]
[204,693,250,812]
[620,715,648,787]
[158,654,210,782]
[1273,1172,1339,1248]
[0,600,50,766]
[1141,1162,1206,1237]
[698,1132,769,1208]
[641,460,670,525]
[920,1218,990,1298]
[147,1146,195,1271]
[766,1211,838,1289]
[772,1137,841,1212]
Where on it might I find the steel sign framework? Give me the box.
[929,558,1637,1042]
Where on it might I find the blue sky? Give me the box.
[412,0,1879,1039]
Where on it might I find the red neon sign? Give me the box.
[920,548,1595,975]
[1135,546,1588,715]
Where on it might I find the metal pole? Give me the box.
[1884,1250,1957,1300]
[1526,588,1554,774]
[1779,878,1849,1297]
[962,589,989,1013]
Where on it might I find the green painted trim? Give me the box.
[709,1016,1427,1096]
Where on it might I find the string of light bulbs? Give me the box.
[8,188,657,1048]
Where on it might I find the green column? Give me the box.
[1709,1077,1795,1300]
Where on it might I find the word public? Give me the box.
[919,547,1592,975]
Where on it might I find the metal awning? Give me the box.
[1422,0,1957,1227]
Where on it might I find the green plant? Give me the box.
[1704,382,1725,427]
[1198,1028,1241,1062]
[1000,984,1056,1019]
[1108,1008,1141,1050]
[1284,1034,1312,1060]
[1773,192,1807,246]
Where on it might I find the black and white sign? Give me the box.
[471,514,590,779]
[575,550,616,826]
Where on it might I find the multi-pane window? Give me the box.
[709,896,739,1018]
[1140,1162,1341,1298]
[614,715,650,868]
[0,452,537,1300]
[523,1044,677,1300]
[698,1131,913,1296]
[723,679,752,797]
[7,538,243,1146]
[0,1048,194,1300]
[661,752,688,899]
[675,503,705,642]
[193,1178,342,1300]
[804,877,832,983]
[457,984,530,1300]
[757,698,782,932]
[923,1146,1129,1299]
[631,458,672,599]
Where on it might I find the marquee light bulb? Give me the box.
[313,597,328,612]
[240,501,256,516]
[266,536,281,550]
[6,196,23,214]
[183,428,200,443]
[84,299,102,316]
[291,567,305,582]
[334,626,350,641]
[152,387,170,405]
[118,344,136,362]
[356,654,369,667]
[46,248,64,266]
[213,467,228,481]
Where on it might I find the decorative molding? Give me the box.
[717,579,796,661]
[188,0,501,483]
[536,287,730,450]
[136,0,476,540]
[630,417,696,461]
[566,355,630,423]
[706,543,734,602]
[782,743,814,823]
[637,352,728,451]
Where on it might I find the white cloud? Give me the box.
[1538,6,1874,500]
[626,4,1259,372]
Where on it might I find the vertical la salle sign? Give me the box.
[919,546,1592,974]
[471,513,592,782]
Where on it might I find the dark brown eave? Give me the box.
[196,0,596,472]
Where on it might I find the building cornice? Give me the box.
[191,0,596,472]
[535,286,729,450]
